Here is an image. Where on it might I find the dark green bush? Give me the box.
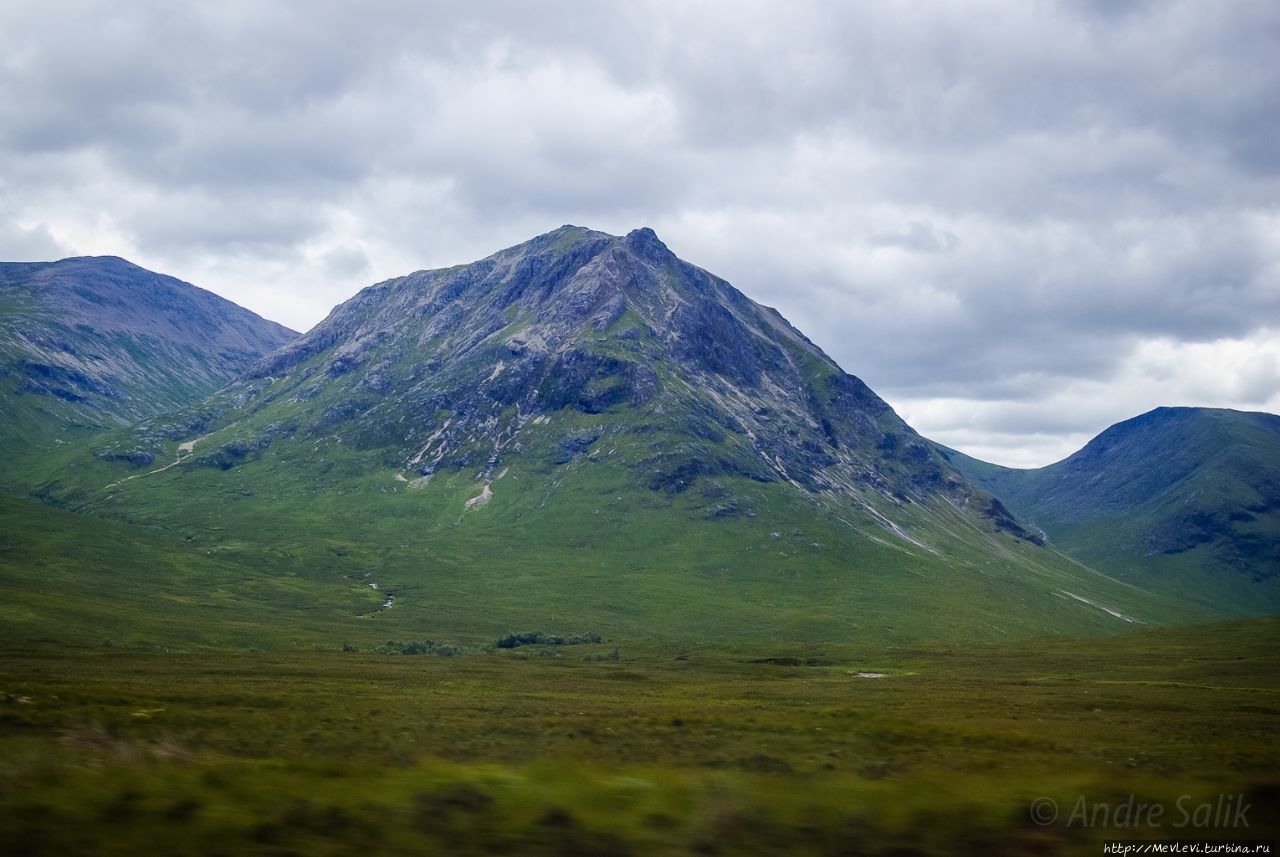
[495,631,602,649]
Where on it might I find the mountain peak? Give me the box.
[623,226,670,259]
[1079,406,1279,461]
[497,225,674,262]
[506,224,612,257]
[230,225,1028,547]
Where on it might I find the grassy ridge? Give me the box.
[937,408,1280,617]
[1,619,1276,855]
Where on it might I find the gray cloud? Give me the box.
[0,215,69,261]
[869,223,960,254]
[1,0,1277,465]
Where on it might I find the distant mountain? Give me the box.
[937,407,1280,616]
[0,257,297,458]
[25,227,1199,647]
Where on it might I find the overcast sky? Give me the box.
[2,1,1277,466]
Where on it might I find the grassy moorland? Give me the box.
[1,618,1276,856]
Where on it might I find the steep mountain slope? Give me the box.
[0,256,297,459]
[229,225,1039,531]
[26,228,1201,646]
[937,407,1280,615]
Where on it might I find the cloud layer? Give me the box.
[2,0,1277,465]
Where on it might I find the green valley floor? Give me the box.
[1,618,1277,856]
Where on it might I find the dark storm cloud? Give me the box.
[1,0,1276,463]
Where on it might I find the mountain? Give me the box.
[0,256,297,460]
[231,224,1041,528]
[20,228,1202,648]
[937,407,1280,616]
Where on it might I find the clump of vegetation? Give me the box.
[494,631,602,649]
[373,640,474,656]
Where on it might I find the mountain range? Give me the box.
[1,227,1275,649]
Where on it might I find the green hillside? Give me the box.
[4,441,1198,651]
[937,407,1280,616]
